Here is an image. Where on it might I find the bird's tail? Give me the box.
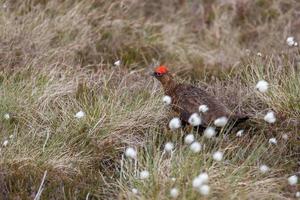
[232,114,250,125]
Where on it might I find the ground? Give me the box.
[0,0,299,199]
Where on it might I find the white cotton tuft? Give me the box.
[214,117,228,127]
[170,188,179,198]
[204,127,216,138]
[282,134,288,140]
[190,142,202,153]
[236,129,244,137]
[114,60,121,66]
[132,188,138,194]
[264,111,276,123]
[192,177,204,188]
[164,142,174,152]
[140,170,150,179]
[197,172,209,184]
[286,37,295,47]
[213,151,223,161]
[3,140,8,147]
[256,80,269,93]
[75,111,85,119]
[162,95,172,105]
[125,147,137,159]
[188,113,202,126]
[4,113,10,120]
[288,175,298,186]
[198,185,210,196]
[171,177,176,182]
[169,117,181,130]
[184,134,195,144]
[257,52,262,57]
[268,137,277,145]
[199,105,209,113]
[259,164,270,173]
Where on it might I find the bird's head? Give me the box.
[151,65,176,90]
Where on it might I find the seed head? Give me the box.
[188,113,202,126]
[184,134,195,144]
[236,129,244,137]
[268,137,277,145]
[259,164,270,173]
[75,111,85,119]
[3,140,8,147]
[170,188,179,198]
[190,142,201,153]
[132,188,138,194]
[286,37,296,47]
[256,80,269,93]
[288,175,298,186]
[164,142,174,152]
[264,111,276,124]
[204,127,216,138]
[4,113,10,120]
[169,117,181,130]
[140,170,150,179]
[199,105,209,113]
[114,60,121,66]
[163,95,172,105]
[214,117,228,127]
[213,151,223,161]
[125,147,137,159]
[198,185,210,196]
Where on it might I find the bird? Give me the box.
[151,65,248,129]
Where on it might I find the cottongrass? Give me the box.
[164,142,174,153]
[140,170,150,180]
[4,113,10,120]
[75,110,85,119]
[198,185,210,196]
[132,188,138,194]
[286,36,298,47]
[125,147,137,159]
[188,113,202,126]
[259,164,270,173]
[114,60,121,66]
[3,140,9,147]
[199,105,209,113]
[170,188,179,198]
[264,111,276,123]
[190,142,202,153]
[204,127,216,138]
[256,80,269,93]
[236,129,244,137]
[288,175,298,186]
[184,134,195,144]
[214,117,228,127]
[169,117,181,130]
[268,138,277,145]
[212,151,223,161]
[162,95,172,105]
[282,134,288,140]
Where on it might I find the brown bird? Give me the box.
[151,65,248,128]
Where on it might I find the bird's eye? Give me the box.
[156,72,162,76]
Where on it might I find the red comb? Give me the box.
[154,65,168,74]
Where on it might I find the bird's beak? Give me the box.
[150,72,156,77]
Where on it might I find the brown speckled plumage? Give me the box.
[152,67,248,127]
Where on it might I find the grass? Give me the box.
[0,0,299,199]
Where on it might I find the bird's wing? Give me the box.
[173,84,230,125]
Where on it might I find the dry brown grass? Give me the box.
[0,0,299,199]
